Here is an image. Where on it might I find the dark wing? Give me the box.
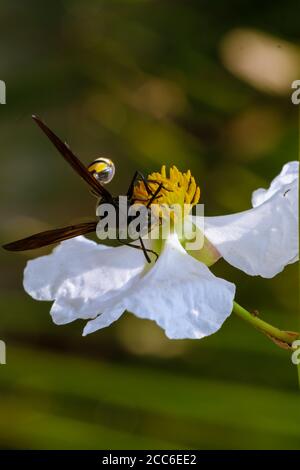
[32,115,113,201]
[3,221,97,251]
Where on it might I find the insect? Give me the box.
[3,116,165,262]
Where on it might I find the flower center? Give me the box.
[133,165,200,216]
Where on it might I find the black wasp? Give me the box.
[3,116,166,262]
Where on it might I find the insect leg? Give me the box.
[138,236,151,263]
[127,171,155,200]
[146,179,172,192]
[116,232,158,263]
[146,183,164,208]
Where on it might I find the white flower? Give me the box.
[24,162,298,339]
[24,234,235,339]
[195,161,299,278]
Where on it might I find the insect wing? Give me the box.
[32,115,113,200]
[3,221,97,251]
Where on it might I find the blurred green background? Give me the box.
[0,0,299,450]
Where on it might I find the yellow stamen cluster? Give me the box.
[133,165,200,218]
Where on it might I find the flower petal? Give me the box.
[122,234,235,339]
[196,162,299,278]
[83,305,125,336]
[24,236,146,325]
[252,161,298,207]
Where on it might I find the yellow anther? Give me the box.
[133,166,200,220]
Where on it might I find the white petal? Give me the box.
[197,162,299,278]
[122,234,235,340]
[252,161,299,207]
[83,305,124,336]
[24,237,106,301]
[24,236,146,325]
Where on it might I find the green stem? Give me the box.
[232,301,299,346]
